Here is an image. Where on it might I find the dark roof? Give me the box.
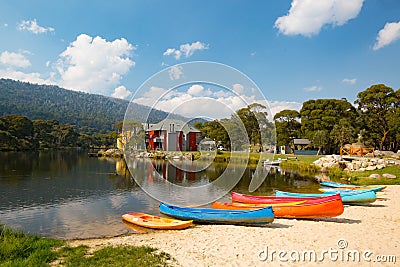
[294,139,311,145]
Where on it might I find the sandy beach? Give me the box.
[69,186,400,266]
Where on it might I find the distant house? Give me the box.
[294,139,311,146]
[144,120,202,151]
[198,138,216,151]
[293,138,318,155]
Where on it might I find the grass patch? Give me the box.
[0,224,64,266]
[0,224,173,267]
[58,245,172,267]
[311,164,400,185]
[279,155,322,173]
[347,165,400,185]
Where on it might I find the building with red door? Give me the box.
[144,120,201,151]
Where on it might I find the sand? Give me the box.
[68,185,400,266]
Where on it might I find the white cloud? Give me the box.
[163,41,208,60]
[275,0,364,36]
[342,78,357,84]
[17,19,54,34]
[112,85,132,99]
[0,51,31,68]
[168,65,183,80]
[187,84,204,96]
[232,84,245,94]
[163,48,181,60]
[133,86,168,107]
[180,41,208,58]
[268,100,302,117]
[55,34,135,95]
[0,68,53,85]
[132,84,291,120]
[304,85,322,92]
[373,21,400,50]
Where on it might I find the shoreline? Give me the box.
[68,185,400,266]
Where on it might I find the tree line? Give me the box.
[0,114,116,151]
[274,84,400,153]
[194,103,275,152]
[194,84,399,154]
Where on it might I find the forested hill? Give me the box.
[0,79,184,134]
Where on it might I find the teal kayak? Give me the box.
[320,181,386,192]
[275,189,376,204]
[159,203,274,225]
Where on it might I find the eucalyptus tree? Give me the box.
[273,109,301,147]
[236,103,271,146]
[355,84,398,151]
[300,98,357,153]
[331,118,356,149]
[312,130,329,155]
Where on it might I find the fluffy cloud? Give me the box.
[0,51,31,68]
[17,19,54,34]
[163,48,181,60]
[373,21,400,50]
[168,65,183,80]
[275,0,364,36]
[163,41,208,60]
[232,84,245,94]
[268,100,302,117]
[131,83,301,120]
[0,68,53,85]
[342,78,357,84]
[55,34,135,95]
[112,85,132,99]
[304,85,322,92]
[187,84,204,96]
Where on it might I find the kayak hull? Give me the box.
[212,199,344,219]
[320,182,386,192]
[159,203,274,225]
[122,212,193,230]
[232,191,340,204]
[275,190,376,204]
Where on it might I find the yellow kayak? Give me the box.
[122,212,193,230]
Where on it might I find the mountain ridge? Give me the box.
[0,78,186,134]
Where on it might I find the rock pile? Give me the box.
[313,154,400,172]
[98,149,124,158]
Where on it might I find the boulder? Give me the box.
[365,166,377,171]
[382,173,396,179]
[369,174,381,178]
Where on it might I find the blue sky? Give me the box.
[1,0,399,118]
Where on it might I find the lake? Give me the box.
[0,150,321,239]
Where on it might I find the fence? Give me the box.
[340,146,374,157]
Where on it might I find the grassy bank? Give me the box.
[279,155,322,173]
[328,165,400,185]
[0,224,173,267]
[269,154,400,185]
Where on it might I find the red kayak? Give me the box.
[213,198,344,219]
[232,191,341,204]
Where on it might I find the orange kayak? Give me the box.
[122,212,193,230]
[213,199,344,219]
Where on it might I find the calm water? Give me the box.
[0,150,321,239]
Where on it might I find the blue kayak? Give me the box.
[320,181,358,188]
[276,189,376,204]
[159,203,274,225]
[320,181,385,192]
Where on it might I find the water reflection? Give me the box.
[0,151,321,239]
